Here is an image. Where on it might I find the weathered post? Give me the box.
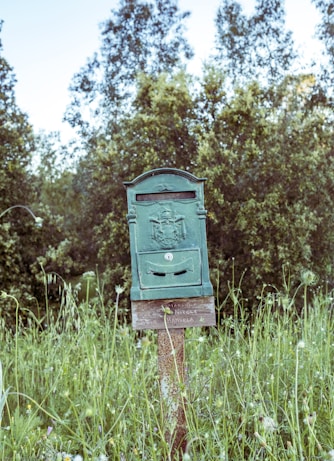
[158,327,187,456]
[124,168,215,459]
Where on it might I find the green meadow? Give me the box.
[1,275,334,461]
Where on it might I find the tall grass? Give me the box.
[0,277,334,460]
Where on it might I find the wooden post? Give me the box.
[158,328,187,459]
[131,297,215,457]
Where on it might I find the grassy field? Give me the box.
[0,275,334,460]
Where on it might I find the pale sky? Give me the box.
[1,0,321,141]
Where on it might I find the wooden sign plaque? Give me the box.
[131,296,215,330]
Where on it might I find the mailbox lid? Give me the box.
[137,248,201,289]
[124,168,206,189]
[124,168,206,208]
[125,169,207,253]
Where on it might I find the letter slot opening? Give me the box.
[136,191,196,201]
[174,270,187,276]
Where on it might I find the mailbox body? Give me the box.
[124,168,213,301]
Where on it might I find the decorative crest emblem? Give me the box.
[150,207,186,249]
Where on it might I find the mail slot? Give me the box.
[124,168,213,301]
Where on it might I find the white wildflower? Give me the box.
[297,340,306,349]
[260,416,277,432]
[161,305,173,315]
[82,271,95,280]
[219,449,227,460]
[98,455,109,461]
[300,269,318,286]
[62,454,72,461]
[34,216,43,228]
[328,449,334,461]
[73,456,83,461]
[115,285,125,294]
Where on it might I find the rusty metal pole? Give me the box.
[158,328,187,460]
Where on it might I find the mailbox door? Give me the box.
[137,248,201,289]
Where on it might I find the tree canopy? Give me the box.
[0,20,40,312]
[65,0,193,140]
[214,0,296,85]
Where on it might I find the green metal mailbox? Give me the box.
[124,168,213,301]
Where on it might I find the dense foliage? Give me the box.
[198,71,334,302]
[0,20,41,313]
[0,0,334,321]
[214,0,297,84]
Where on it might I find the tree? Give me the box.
[312,0,334,97]
[0,23,35,211]
[65,0,193,140]
[214,0,296,85]
[0,21,39,315]
[31,133,86,280]
[196,68,334,310]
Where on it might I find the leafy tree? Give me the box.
[196,68,334,310]
[214,0,296,85]
[0,23,35,211]
[312,0,334,95]
[31,133,85,280]
[65,0,193,139]
[0,21,40,315]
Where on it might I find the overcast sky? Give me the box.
[1,0,321,141]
